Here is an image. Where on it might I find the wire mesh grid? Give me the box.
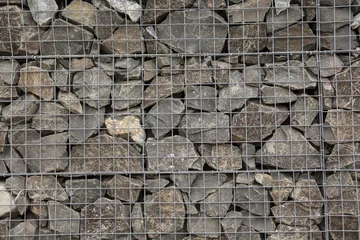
[0,0,358,239]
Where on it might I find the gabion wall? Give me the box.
[0,0,358,239]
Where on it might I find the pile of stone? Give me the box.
[0,0,358,239]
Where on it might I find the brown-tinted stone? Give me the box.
[106,175,143,203]
[30,200,48,227]
[267,225,309,240]
[62,0,96,29]
[291,178,324,208]
[234,184,270,216]
[70,58,95,71]
[221,211,243,240]
[325,110,360,143]
[0,6,23,55]
[326,143,360,170]
[48,201,80,236]
[144,59,157,82]
[2,147,26,174]
[0,181,16,218]
[270,174,293,205]
[145,178,169,193]
[185,63,213,85]
[329,215,359,240]
[58,91,83,114]
[27,176,68,201]
[198,144,242,170]
[227,0,272,23]
[131,203,145,240]
[229,24,267,53]
[326,171,355,199]
[328,190,360,215]
[9,221,37,240]
[169,174,196,193]
[104,0,142,22]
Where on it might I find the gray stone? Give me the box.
[306,54,344,77]
[0,181,16,218]
[62,0,96,29]
[94,57,116,76]
[0,6,24,55]
[143,0,194,23]
[156,10,227,54]
[200,181,233,217]
[37,228,78,240]
[270,174,293,205]
[228,225,261,240]
[185,63,213,85]
[15,190,29,215]
[145,99,185,139]
[5,176,25,195]
[290,178,324,208]
[271,202,323,226]
[143,59,157,82]
[193,0,226,8]
[328,190,360,215]
[0,80,19,100]
[73,69,112,108]
[329,215,359,240]
[146,135,201,171]
[321,0,353,5]
[326,171,355,199]
[106,175,143,203]
[304,124,322,147]
[326,143,360,170]
[319,7,352,32]
[95,7,124,40]
[198,144,242,171]
[112,80,142,110]
[102,25,144,54]
[37,59,56,71]
[325,110,360,143]
[18,66,54,101]
[182,192,198,215]
[256,126,321,169]
[187,214,221,238]
[81,198,130,239]
[229,25,267,53]
[2,147,26,174]
[115,58,139,70]
[264,60,317,90]
[267,225,309,240]
[352,12,360,29]
[240,143,257,170]
[234,184,270,216]
[131,203,145,240]
[0,60,20,85]
[143,74,185,108]
[189,173,227,202]
[185,85,217,112]
[242,65,264,86]
[30,200,48,227]
[69,105,105,143]
[291,95,319,131]
[58,91,83,114]
[2,94,39,125]
[48,201,80,236]
[51,63,69,91]
[232,101,289,142]
[41,19,93,56]
[28,0,58,26]
[31,102,69,133]
[179,112,230,143]
[261,85,298,104]
[145,178,169,193]
[320,26,360,51]
[221,211,243,240]
[211,60,230,86]
[105,0,142,22]
[9,222,37,240]
[240,210,276,233]
[274,0,291,15]
[0,122,7,153]
[116,65,142,80]
[146,188,185,238]
[27,176,68,201]
[143,26,171,55]
[236,173,255,185]
[254,173,273,188]
[69,134,143,173]
[302,0,316,21]
[227,0,272,23]
[169,174,196,193]
[268,23,316,52]
[321,77,335,110]
[65,179,104,210]
[70,58,95,71]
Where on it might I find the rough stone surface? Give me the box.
[143,0,194,23]
[232,101,289,142]
[106,175,143,203]
[221,211,244,240]
[185,63,213,85]
[31,102,69,133]
[326,171,355,199]
[199,144,242,170]
[1,147,26,174]
[291,178,324,208]
[105,0,142,22]
[211,60,230,86]
[156,10,227,54]
[30,200,48,227]
[241,210,276,233]
[325,110,360,143]
[145,178,169,193]
[15,190,29,215]
[227,0,272,23]
[111,80,142,110]
[229,25,267,53]
[189,174,227,202]
[0,60,20,85]
[169,174,196,193]
[270,174,293,205]
[291,95,319,131]
[9,222,37,240]
[234,184,270,216]
[268,225,309,240]
[51,63,69,91]
[179,112,230,143]
[27,176,68,201]
[200,181,233,217]
[187,214,221,238]
[48,201,80,236]
[236,173,255,185]
[261,85,298,104]
[2,93,39,125]
[95,7,124,40]
[103,25,144,54]
[0,181,16,218]
[326,143,360,169]
[242,65,264,86]
[266,4,304,32]
[131,203,145,240]
[320,26,360,51]
[5,176,25,195]
[185,85,217,112]
[146,135,201,171]
[306,54,344,77]
[28,0,58,26]
[254,173,273,187]
[329,215,359,240]
[62,0,96,29]
[319,7,352,32]
[58,91,82,114]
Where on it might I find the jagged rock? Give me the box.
[229,225,261,240]
[179,112,230,143]
[268,23,316,52]
[69,105,105,143]
[48,201,80,236]
[73,69,112,108]
[242,65,264,86]
[143,59,157,81]
[62,0,96,29]
[187,214,221,238]
[143,74,185,108]
[266,5,304,33]
[185,85,217,112]
[182,192,198,215]
[70,58,95,71]
[221,211,243,240]
[58,91,83,114]
[51,63,69,91]
[111,80,142,110]
[241,210,276,232]
[325,110,360,143]
[30,200,48,227]
[81,198,130,239]
[240,143,257,169]
[146,188,185,238]
[261,85,298,104]
[27,176,68,201]
[185,63,213,85]
[328,190,360,215]
[304,124,322,147]
[5,176,25,195]
[0,122,7,153]
[236,173,255,185]
[291,95,319,131]
[232,101,289,142]
[156,10,227,53]
[105,0,142,22]
[306,54,344,77]
[321,77,335,110]
[103,25,144,54]
[320,26,360,50]
[116,65,142,80]
[329,215,359,240]
[198,144,242,170]
[268,225,309,240]
[169,174,196,193]
[106,175,143,203]
[0,60,19,85]
[95,7,124,40]
[326,143,360,169]
[115,58,140,70]
[65,179,104,210]
[28,0,58,26]
[193,0,226,8]
[0,181,16,218]
[264,60,317,90]
[145,99,185,139]
[145,178,169,193]
[254,173,273,187]
[0,80,18,99]
[8,125,39,150]
[9,222,37,240]
[31,102,68,133]
[234,184,270,216]
[291,177,324,208]
[18,66,54,101]
[319,7,352,32]
[200,181,233,217]
[41,19,93,55]
[15,190,29,215]
[326,172,355,199]
[131,203,145,240]
[211,60,230,86]
[189,173,227,202]
[146,135,201,171]
[143,0,194,23]
[227,0,272,23]
[105,115,145,145]
[274,0,291,14]
[143,26,171,54]
[2,93,39,125]
[229,24,267,53]
[1,147,26,174]
[270,173,293,205]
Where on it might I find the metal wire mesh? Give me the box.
[0,0,358,239]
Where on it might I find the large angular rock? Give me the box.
[106,175,143,203]
[27,176,68,201]
[187,214,221,238]
[81,198,130,239]
[41,19,93,56]
[48,201,80,237]
[146,188,185,238]
[291,178,324,208]
[30,200,48,227]
[145,99,185,139]
[62,0,96,29]
[15,190,29,215]
[291,95,319,131]
[329,215,359,240]
[179,112,230,143]
[326,172,355,199]
[58,91,83,114]
[169,174,196,193]
[156,10,227,54]
[326,143,360,169]
[143,26,171,55]
[17,133,68,173]
[51,63,69,91]
[319,7,352,32]
[241,210,276,233]
[221,211,244,240]
[229,25,267,53]
[185,85,217,112]
[143,0,194,23]
[255,126,321,169]
[94,7,124,40]
[227,0,272,23]
[145,178,169,193]
[112,80,142,110]
[234,184,270,216]
[328,190,360,215]
[1,147,26,174]
[131,203,145,240]
[185,63,213,85]
[5,176,25,195]
[105,0,142,22]
[69,105,105,143]
[19,66,54,101]
[261,85,298,104]
[69,134,143,173]
[198,144,242,170]
[143,74,185,108]
[270,173,293,205]
[28,0,58,26]
[31,102,69,133]
[73,69,112,108]
[182,192,198,215]
[306,54,344,77]
[0,181,16,218]
[211,60,230,87]
[146,135,201,171]
[9,222,37,240]
[2,93,39,125]
[102,25,144,54]
[0,122,7,153]
[232,101,289,142]
[0,60,19,85]
[268,23,316,52]
[189,173,227,202]
[200,181,233,217]
[0,80,19,100]
[264,60,317,90]
[266,4,304,33]
[242,65,264,86]
[325,110,360,143]
[65,179,104,210]
[267,225,309,240]
[320,26,360,51]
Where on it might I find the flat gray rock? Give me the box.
[28,0,58,26]
[156,10,227,54]
[221,211,244,240]
[306,54,344,77]
[111,80,142,110]
[65,179,104,210]
[325,110,360,143]
[328,190,360,215]
[131,203,145,240]
[28,176,68,201]
[1,147,26,174]
[8,124,40,149]
[31,102,69,133]
[187,214,221,238]
[30,201,48,226]
[143,26,171,55]
[182,192,198,215]
[266,4,304,33]
[146,135,201,171]
[242,65,265,86]
[319,7,352,32]
[15,190,29,215]
[143,0,194,23]
[145,99,185,139]
[229,25,267,53]
[179,112,230,143]
[58,91,83,114]
[185,85,217,112]
[0,60,20,85]
[189,173,227,202]
[106,175,143,203]
[274,0,291,14]
[326,143,360,169]
[270,174,293,205]
[198,144,242,170]
[48,201,80,237]
[326,172,355,199]
[236,173,255,185]
[200,181,233,217]
[144,178,169,193]
[291,95,319,131]
[267,225,310,240]
[234,184,270,216]
[0,122,7,153]
[291,178,324,208]
[2,93,39,125]
[9,222,37,239]
[261,85,298,104]
[51,63,69,91]
[211,60,230,86]
[185,63,213,85]
[320,26,359,51]
[5,176,25,195]
[227,0,272,23]
[105,0,142,22]
[95,7,124,40]
[169,174,196,193]
[232,101,289,142]
[240,210,276,233]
